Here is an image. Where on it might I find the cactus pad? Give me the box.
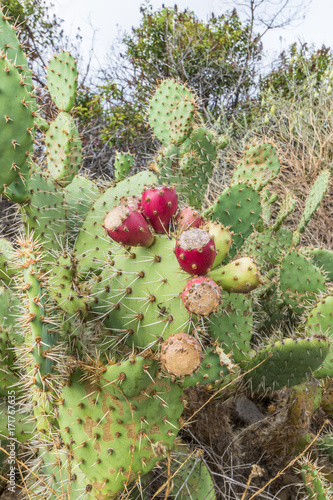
[46,51,78,112]
[211,182,261,255]
[58,357,183,498]
[0,58,34,194]
[45,112,82,186]
[280,250,327,314]
[90,235,191,349]
[148,80,196,145]
[243,336,329,392]
[232,143,280,190]
[297,169,330,235]
[208,292,253,362]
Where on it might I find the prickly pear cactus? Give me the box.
[0,12,332,498]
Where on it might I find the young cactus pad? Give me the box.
[46,51,78,112]
[231,143,280,190]
[148,80,197,145]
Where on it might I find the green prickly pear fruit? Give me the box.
[208,257,261,293]
[205,222,233,268]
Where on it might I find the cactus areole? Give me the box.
[141,185,178,233]
[174,228,216,275]
[104,204,154,247]
[160,333,203,377]
[182,276,222,316]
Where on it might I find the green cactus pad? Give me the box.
[242,336,329,392]
[0,58,34,194]
[211,182,262,256]
[297,169,330,235]
[232,143,280,191]
[306,296,333,378]
[180,346,234,388]
[0,238,18,284]
[241,227,293,272]
[170,447,216,499]
[33,446,93,500]
[4,158,30,203]
[90,235,191,350]
[21,169,67,252]
[47,253,87,315]
[46,51,78,112]
[148,80,197,145]
[114,152,134,181]
[272,192,296,231]
[63,174,100,245]
[58,358,183,498]
[178,128,217,208]
[75,170,157,277]
[208,292,253,362]
[305,247,333,281]
[0,10,33,92]
[301,459,333,499]
[45,111,82,186]
[280,250,327,314]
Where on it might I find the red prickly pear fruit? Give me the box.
[182,276,222,316]
[160,333,203,377]
[175,207,204,232]
[104,204,154,247]
[174,228,216,275]
[208,257,261,293]
[141,185,178,233]
[205,221,233,269]
[119,195,141,211]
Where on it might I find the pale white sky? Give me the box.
[49,0,333,72]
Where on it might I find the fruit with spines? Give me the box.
[208,257,261,293]
[176,207,204,232]
[141,185,178,233]
[182,276,222,316]
[205,221,233,268]
[160,333,203,377]
[175,228,216,275]
[104,204,155,247]
[74,170,157,277]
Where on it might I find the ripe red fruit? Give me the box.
[182,276,222,316]
[175,207,204,232]
[174,228,216,275]
[104,204,154,247]
[141,185,178,233]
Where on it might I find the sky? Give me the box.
[48,0,333,72]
